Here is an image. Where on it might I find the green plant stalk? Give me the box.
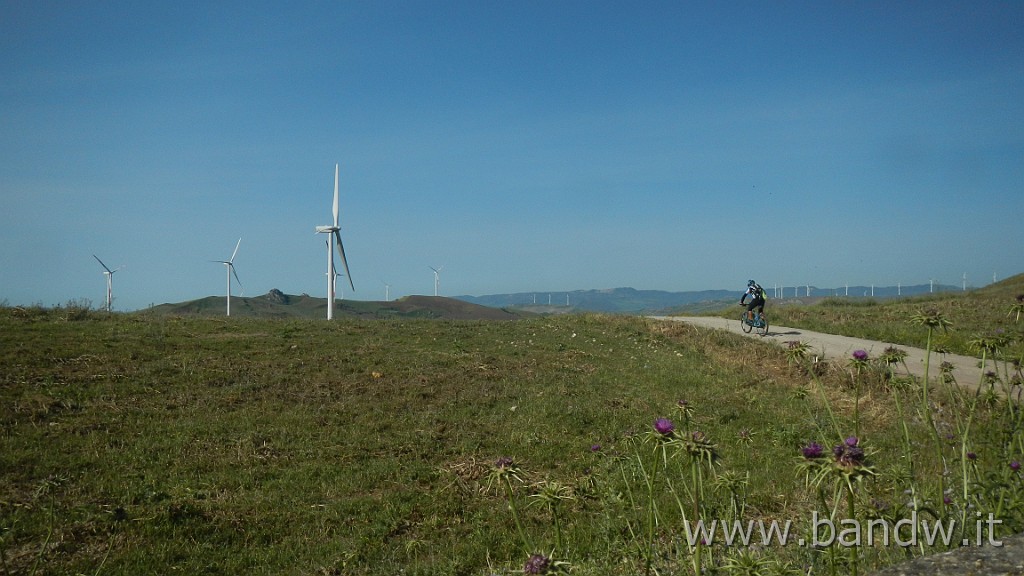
[920,325,949,517]
[503,475,531,555]
[888,357,924,544]
[956,351,988,541]
[847,484,858,576]
[818,486,839,576]
[691,457,703,576]
[549,501,563,555]
[665,473,701,576]
[853,368,861,439]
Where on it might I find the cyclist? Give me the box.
[740,280,766,323]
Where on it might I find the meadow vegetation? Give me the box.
[761,276,1024,360]
[2,274,1023,575]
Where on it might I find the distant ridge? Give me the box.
[455,283,963,314]
[141,283,972,319]
[455,287,735,314]
[143,291,528,321]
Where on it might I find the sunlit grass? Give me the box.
[2,276,1023,575]
[761,273,1024,360]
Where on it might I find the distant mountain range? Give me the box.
[144,290,527,320]
[142,283,964,319]
[454,283,961,314]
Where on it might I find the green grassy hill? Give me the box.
[146,291,530,321]
[751,272,1024,359]
[2,280,1023,575]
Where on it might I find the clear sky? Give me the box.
[2,1,1022,311]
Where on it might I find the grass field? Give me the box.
[761,275,1024,360]
[2,275,1023,575]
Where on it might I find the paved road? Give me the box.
[650,315,987,389]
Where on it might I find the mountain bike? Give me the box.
[740,309,769,336]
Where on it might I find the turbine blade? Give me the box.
[230,238,241,263]
[333,164,340,227]
[230,263,242,291]
[93,254,113,274]
[334,231,354,291]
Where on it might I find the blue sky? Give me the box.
[2,1,1022,311]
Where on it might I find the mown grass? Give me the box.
[2,282,1023,575]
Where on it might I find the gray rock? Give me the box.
[869,532,1024,576]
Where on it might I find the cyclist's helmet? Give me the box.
[747,280,756,287]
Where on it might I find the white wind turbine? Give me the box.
[315,164,354,320]
[429,266,443,296]
[382,280,391,302]
[92,255,123,312]
[212,238,242,316]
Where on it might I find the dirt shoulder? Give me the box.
[650,315,987,390]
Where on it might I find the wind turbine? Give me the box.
[212,238,242,316]
[92,255,123,312]
[315,164,354,320]
[382,280,391,302]
[429,266,443,296]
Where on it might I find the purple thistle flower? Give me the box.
[495,456,514,469]
[654,417,675,436]
[590,443,601,452]
[1011,460,1021,472]
[943,495,953,505]
[833,441,866,466]
[524,553,550,575]
[967,452,977,460]
[853,349,868,361]
[802,442,824,459]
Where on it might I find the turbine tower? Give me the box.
[315,164,355,320]
[212,238,242,317]
[92,255,123,312]
[429,266,443,296]
[324,240,348,301]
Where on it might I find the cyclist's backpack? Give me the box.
[755,284,767,300]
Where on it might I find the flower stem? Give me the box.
[504,476,531,554]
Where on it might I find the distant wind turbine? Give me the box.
[315,164,355,320]
[382,281,391,302]
[92,255,123,312]
[212,238,242,317]
[429,266,443,296]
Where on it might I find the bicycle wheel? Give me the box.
[740,313,752,333]
[756,315,769,336]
